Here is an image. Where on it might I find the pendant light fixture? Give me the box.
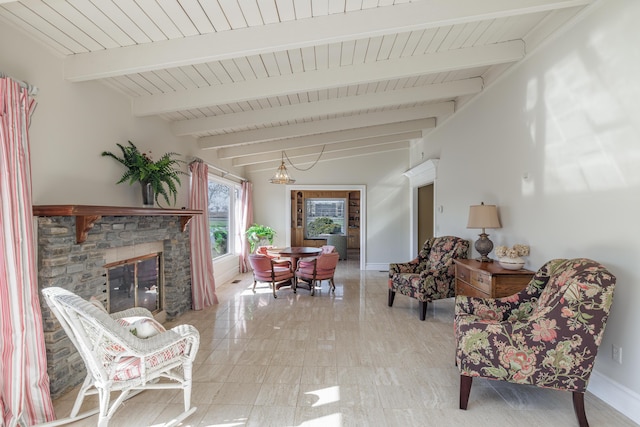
[269,146,326,184]
[269,151,296,184]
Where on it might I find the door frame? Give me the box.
[284,184,366,271]
[403,159,438,259]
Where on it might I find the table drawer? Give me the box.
[470,271,492,293]
[456,279,489,298]
[456,264,471,282]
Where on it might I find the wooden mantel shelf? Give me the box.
[33,205,203,244]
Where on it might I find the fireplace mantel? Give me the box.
[33,205,202,243]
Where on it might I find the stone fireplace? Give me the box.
[34,205,200,398]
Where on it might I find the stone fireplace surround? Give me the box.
[34,205,200,398]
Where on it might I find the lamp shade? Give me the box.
[467,203,501,229]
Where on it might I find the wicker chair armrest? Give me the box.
[110,307,154,320]
[115,324,199,357]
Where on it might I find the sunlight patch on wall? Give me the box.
[531,29,640,194]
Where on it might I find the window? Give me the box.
[207,176,241,259]
[305,198,346,239]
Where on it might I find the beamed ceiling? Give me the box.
[0,0,592,173]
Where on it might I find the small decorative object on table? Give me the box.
[101,141,185,207]
[495,244,529,270]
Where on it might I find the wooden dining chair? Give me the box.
[249,254,294,298]
[295,252,340,295]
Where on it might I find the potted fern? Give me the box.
[101,141,185,207]
[245,224,276,253]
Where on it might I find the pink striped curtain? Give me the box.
[188,161,218,309]
[0,77,55,426]
[238,181,253,273]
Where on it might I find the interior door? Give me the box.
[417,184,434,252]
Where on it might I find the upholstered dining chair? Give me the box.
[248,253,294,298]
[321,245,336,254]
[388,236,469,320]
[256,245,291,267]
[295,251,340,295]
[297,244,336,265]
[41,287,200,427]
[455,258,616,427]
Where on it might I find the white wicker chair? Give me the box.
[41,287,199,427]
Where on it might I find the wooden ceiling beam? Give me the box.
[245,141,410,173]
[232,131,422,166]
[198,108,439,149]
[215,118,434,158]
[133,44,511,116]
[172,93,455,136]
[63,0,590,82]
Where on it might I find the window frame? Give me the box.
[304,197,347,239]
[206,174,242,260]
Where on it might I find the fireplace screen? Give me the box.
[104,253,162,314]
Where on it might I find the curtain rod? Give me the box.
[188,157,247,182]
[0,72,38,96]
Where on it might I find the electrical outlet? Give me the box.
[612,345,622,364]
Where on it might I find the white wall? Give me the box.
[0,22,201,207]
[0,21,250,288]
[6,1,637,420]
[422,0,640,421]
[247,149,413,268]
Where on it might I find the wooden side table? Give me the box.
[454,259,534,298]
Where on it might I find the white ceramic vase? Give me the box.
[498,256,525,270]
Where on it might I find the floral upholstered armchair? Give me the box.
[455,258,616,427]
[388,236,469,320]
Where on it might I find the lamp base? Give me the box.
[474,233,494,263]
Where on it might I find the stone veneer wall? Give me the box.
[37,214,193,398]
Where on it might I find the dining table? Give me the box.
[275,246,322,271]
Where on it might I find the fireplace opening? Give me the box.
[104,252,163,314]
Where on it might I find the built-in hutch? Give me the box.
[290,190,360,249]
[347,191,360,249]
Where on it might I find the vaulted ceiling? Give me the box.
[0,0,592,173]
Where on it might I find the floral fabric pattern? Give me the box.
[389,236,469,302]
[454,258,616,392]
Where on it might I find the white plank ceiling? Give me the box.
[0,0,592,172]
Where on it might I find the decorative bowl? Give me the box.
[498,257,525,270]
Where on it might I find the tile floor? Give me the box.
[53,252,637,426]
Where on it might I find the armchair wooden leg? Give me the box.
[419,301,428,321]
[572,391,590,427]
[388,289,396,307]
[460,375,473,410]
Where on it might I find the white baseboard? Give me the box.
[588,370,640,425]
[365,263,390,271]
[213,255,241,286]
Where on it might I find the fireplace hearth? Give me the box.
[34,205,200,398]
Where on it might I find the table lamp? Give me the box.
[467,202,501,262]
